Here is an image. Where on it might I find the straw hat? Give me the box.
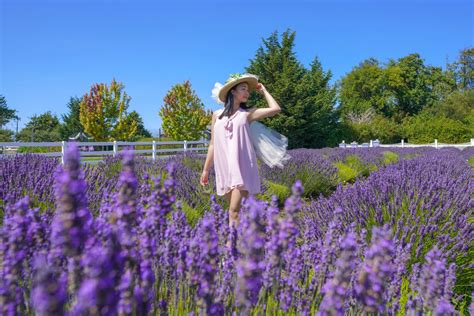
[211,73,259,104]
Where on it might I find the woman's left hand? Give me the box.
[256,83,266,95]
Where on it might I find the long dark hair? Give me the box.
[218,84,253,120]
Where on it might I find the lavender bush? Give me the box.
[0,144,472,314]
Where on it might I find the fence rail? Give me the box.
[339,138,474,150]
[2,138,473,165]
[0,140,210,164]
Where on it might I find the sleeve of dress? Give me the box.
[249,121,291,169]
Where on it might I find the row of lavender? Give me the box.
[1,146,434,216]
[0,144,472,314]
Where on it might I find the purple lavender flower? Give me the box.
[284,180,304,218]
[195,214,222,315]
[0,196,31,314]
[31,256,67,316]
[434,298,457,316]
[354,225,395,313]
[71,231,124,316]
[235,196,266,313]
[114,150,139,233]
[279,247,304,311]
[387,241,412,312]
[117,269,133,315]
[418,246,455,311]
[263,195,282,289]
[318,231,358,315]
[49,142,92,293]
[405,293,423,316]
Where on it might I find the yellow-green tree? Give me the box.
[159,80,211,141]
[79,79,138,141]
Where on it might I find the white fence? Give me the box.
[0,140,209,164]
[339,138,474,150]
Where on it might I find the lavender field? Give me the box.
[0,144,473,315]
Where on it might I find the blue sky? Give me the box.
[1,0,472,135]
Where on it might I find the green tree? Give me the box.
[159,80,211,141]
[0,95,17,128]
[246,29,339,148]
[338,58,396,118]
[448,47,474,91]
[401,111,471,144]
[426,65,458,103]
[342,109,402,144]
[339,53,458,125]
[425,89,474,124]
[385,53,436,118]
[129,110,152,139]
[17,111,61,142]
[59,97,85,139]
[0,129,14,142]
[79,79,138,141]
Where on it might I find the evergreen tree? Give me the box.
[59,97,85,139]
[246,29,339,148]
[17,111,61,142]
[0,95,17,128]
[129,111,152,139]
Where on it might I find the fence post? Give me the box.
[471,138,474,146]
[61,141,65,165]
[183,140,187,152]
[435,139,438,149]
[370,139,373,147]
[113,141,117,157]
[152,140,156,161]
[401,139,404,148]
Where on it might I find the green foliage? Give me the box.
[448,47,474,91]
[334,154,378,184]
[423,89,474,133]
[17,111,62,142]
[401,111,471,144]
[396,277,410,316]
[382,151,399,165]
[337,50,473,143]
[245,29,340,149]
[258,180,291,205]
[339,54,458,121]
[129,110,152,139]
[159,80,211,141]
[17,146,61,153]
[293,169,337,199]
[334,161,359,183]
[0,95,17,128]
[79,79,138,141]
[468,156,474,169]
[343,112,402,143]
[338,58,395,118]
[0,129,14,142]
[59,97,85,139]
[387,53,450,118]
[176,199,205,227]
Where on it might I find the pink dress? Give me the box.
[213,108,261,196]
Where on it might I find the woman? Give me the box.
[199,73,282,229]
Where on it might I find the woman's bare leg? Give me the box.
[228,188,249,228]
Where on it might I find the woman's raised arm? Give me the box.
[248,83,281,123]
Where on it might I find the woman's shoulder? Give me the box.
[213,108,224,116]
[242,107,257,119]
